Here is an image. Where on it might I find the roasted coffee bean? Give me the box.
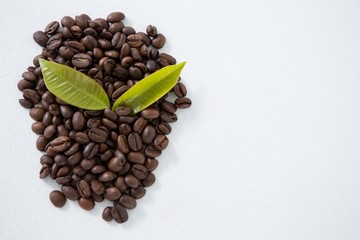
[145,145,161,158]
[49,190,66,208]
[81,159,96,171]
[29,107,46,121]
[64,143,80,156]
[175,97,192,108]
[112,66,129,81]
[103,109,118,121]
[119,116,135,124]
[87,117,101,128]
[141,108,160,119]
[91,192,104,202]
[47,136,71,152]
[124,174,139,188]
[17,79,35,91]
[122,26,135,36]
[91,164,106,174]
[75,14,91,29]
[159,53,176,65]
[75,132,89,144]
[113,176,127,192]
[102,118,117,130]
[67,152,82,166]
[108,156,125,172]
[108,22,125,35]
[132,164,148,180]
[120,43,130,59]
[72,53,92,68]
[54,154,68,166]
[127,152,145,164]
[111,204,128,223]
[98,170,117,182]
[91,179,106,195]
[130,47,142,61]
[107,12,125,23]
[76,180,91,198]
[57,165,70,177]
[39,164,50,179]
[33,31,49,47]
[127,33,143,48]
[104,187,121,201]
[81,35,98,50]
[68,41,86,53]
[146,25,157,37]
[101,149,114,161]
[111,32,126,49]
[102,207,113,222]
[161,101,177,113]
[133,117,147,134]
[36,136,48,151]
[83,142,99,159]
[88,128,108,143]
[142,125,156,144]
[153,135,169,151]
[19,99,33,109]
[145,158,158,172]
[119,195,137,209]
[61,185,80,200]
[129,66,143,80]
[93,48,104,59]
[61,16,75,27]
[40,155,54,165]
[98,38,112,50]
[127,133,142,151]
[32,121,46,135]
[78,197,95,210]
[48,104,61,116]
[59,46,75,60]
[152,34,166,49]
[117,135,129,153]
[173,82,187,97]
[130,185,146,199]
[56,176,71,185]
[142,172,156,187]
[115,106,131,116]
[50,164,60,179]
[160,112,178,123]
[46,33,63,50]
[118,163,130,176]
[23,89,41,104]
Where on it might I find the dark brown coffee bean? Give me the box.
[142,125,156,144]
[127,133,142,151]
[75,14,91,29]
[93,48,104,59]
[103,109,118,121]
[72,53,92,68]
[111,32,126,49]
[115,106,131,116]
[75,132,89,144]
[98,170,117,182]
[132,164,148,180]
[108,156,126,172]
[107,12,125,23]
[61,16,75,27]
[142,173,156,188]
[126,152,145,164]
[129,66,143,80]
[54,154,68,166]
[29,107,46,121]
[124,174,139,188]
[161,101,177,113]
[156,121,171,135]
[55,175,71,185]
[91,164,106,174]
[19,99,33,109]
[23,89,41,104]
[47,136,71,152]
[64,143,80,156]
[111,204,128,223]
[112,66,129,81]
[145,145,161,158]
[49,190,66,208]
[117,135,129,153]
[102,118,117,129]
[130,185,146,199]
[145,158,158,172]
[81,35,98,50]
[39,164,50,179]
[40,155,54,165]
[59,46,75,60]
[122,26,135,36]
[78,197,95,210]
[88,128,108,143]
[36,136,48,151]
[127,33,143,48]
[104,187,121,201]
[83,142,99,159]
[91,179,106,195]
[50,164,60,179]
[153,135,169,151]
[32,121,46,135]
[120,43,130,59]
[173,82,187,97]
[67,151,82,166]
[175,97,192,108]
[61,185,80,200]
[160,112,178,123]
[141,108,160,119]
[117,124,131,136]
[17,79,35,91]
[87,117,101,129]
[152,34,166,49]
[46,33,63,51]
[80,159,96,171]
[56,165,70,177]
[33,31,49,47]
[146,25,157,37]
[22,71,38,82]
[119,195,137,209]
[101,149,114,161]
[108,22,125,35]
[102,207,113,222]
[133,117,147,134]
[68,41,86,53]
[113,176,127,192]
[76,180,91,198]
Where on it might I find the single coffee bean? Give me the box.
[145,145,161,158]
[17,79,35,91]
[127,34,143,48]
[102,118,117,130]
[91,192,104,202]
[101,149,114,161]
[78,197,95,211]
[161,101,177,113]
[108,22,125,35]
[54,154,68,166]
[74,132,90,144]
[75,14,91,29]
[160,112,178,123]
[152,33,166,49]
[107,12,125,23]
[142,172,156,187]
[159,53,176,65]
[114,176,128,192]
[141,108,160,119]
[49,190,66,208]
[33,31,49,47]
[80,158,96,170]
[133,117,147,134]
[108,156,125,172]
[124,174,140,188]
[76,180,91,198]
[81,35,98,50]
[127,151,145,164]
[130,47,142,61]
[119,195,137,209]
[175,97,192,108]
[87,117,101,129]
[118,163,130,176]
[47,136,71,152]
[145,158,159,172]
[56,165,70,177]
[111,204,128,223]
[56,176,71,185]
[117,135,129,153]
[153,135,169,151]
[91,179,106,195]
[61,185,80,200]
[103,109,118,121]
[132,164,148,180]
[146,25,157,37]
[46,34,63,51]
[120,43,130,59]
[122,26,135,36]
[72,53,92,68]
[19,99,33,109]
[59,46,75,60]
[36,136,48,151]
[102,207,113,222]
[156,121,171,135]
[112,66,129,81]
[91,164,106,174]
[68,41,86,53]
[83,142,99,159]
[173,82,187,97]
[64,143,80,156]
[32,121,46,135]
[98,170,117,182]
[88,128,108,143]
[129,66,143,80]
[130,185,146,199]
[105,50,119,59]
[104,187,121,201]
[142,125,156,144]
[127,132,142,151]
[115,106,131,116]
[39,164,50,179]
[40,155,54,165]
[61,16,75,27]
[111,32,126,49]
[23,89,41,104]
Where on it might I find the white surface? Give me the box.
[1,0,360,239]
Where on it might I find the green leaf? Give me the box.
[39,59,110,110]
[112,62,186,114]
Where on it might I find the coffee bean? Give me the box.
[127,132,142,151]
[153,135,169,151]
[160,112,178,123]
[133,117,147,134]
[141,108,160,119]
[29,107,46,121]
[152,34,166,49]
[64,143,80,156]
[78,197,95,210]
[102,118,117,129]
[47,136,71,152]
[124,174,139,188]
[122,26,135,36]
[117,135,129,153]
[142,172,156,187]
[120,43,130,59]
[111,204,128,223]
[127,34,143,48]
[23,89,41,104]
[91,179,106,195]
[119,195,137,209]
[108,22,125,35]
[72,53,92,68]
[102,207,113,222]
[88,128,108,143]
[161,101,177,113]
[76,180,91,198]
[46,20,60,36]
[22,71,37,82]
[81,159,96,171]
[75,14,91,30]
[107,12,125,23]
[129,66,143,80]
[17,79,35,91]
[81,35,98,50]
[32,121,46,135]
[146,25,157,37]
[111,32,126,49]
[49,190,66,208]
[142,125,156,144]
[130,185,146,199]
[83,142,99,159]
[68,41,86,53]
[127,152,145,164]
[104,187,121,201]
[105,50,119,59]
[39,164,50,179]
[54,154,68,166]
[132,164,148,180]
[145,145,161,158]
[33,31,49,47]
[75,132,89,144]
[115,106,131,116]
[61,185,80,201]
[112,66,129,81]
[108,156,126,172]
[145,158,159,172]
[175,97,192,108]
[173,82,187,97]
[61,16,75,27]
[98,170,117,182]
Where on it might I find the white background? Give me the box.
[1,0,360,239]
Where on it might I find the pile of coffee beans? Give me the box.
[17,12,191,224]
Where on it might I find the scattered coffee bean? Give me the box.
[49,190,66,208]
